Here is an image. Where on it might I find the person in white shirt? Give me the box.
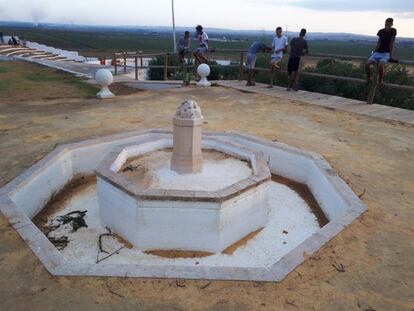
[194,25,209,66]
[268,26,288,88]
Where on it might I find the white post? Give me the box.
[171,0,177,53]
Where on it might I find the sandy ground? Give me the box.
[0,86,413,310]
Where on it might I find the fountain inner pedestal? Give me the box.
[171,100,203,174]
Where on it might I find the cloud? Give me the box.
[262,0,414,13]
[395,11,414,19]
[0,0,48,23]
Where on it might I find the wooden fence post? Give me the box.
[367,65,378,105]
[134,56,138,80]
[239,52,244,81]
[113,53,117,75]
[163,54,168,81]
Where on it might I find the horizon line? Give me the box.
[1,20,414,40]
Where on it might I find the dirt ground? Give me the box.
[0,86,413,311]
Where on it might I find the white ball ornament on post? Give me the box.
[95,69,115,99]
[196,63,211,87]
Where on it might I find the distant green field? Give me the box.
[2,26,413,60]
[1,26,249,53]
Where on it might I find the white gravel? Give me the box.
[43,181,320,268]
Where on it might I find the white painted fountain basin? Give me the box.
[41,180,320,268]
[0,130,367,281]
[95,138,271,253]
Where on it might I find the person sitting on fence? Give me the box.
[287,28,309,91]
[245,42,272,86]
[193,25,209,67]
[365,18,397,89]
[177,31,190,66]
[268,26,288,88]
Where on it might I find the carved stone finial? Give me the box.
[175,100,203,119]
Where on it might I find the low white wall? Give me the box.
[231,136,348,221]
[111,139,172,172]
[136,200,221,252]
[306,162,347,220]
[9,152,73,219]
[99,174,222,252]
[70,133,159,175]
[219,182,270,250]
[97,178,139,242]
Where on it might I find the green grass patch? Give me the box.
[0,60,98,101]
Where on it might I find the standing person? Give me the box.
[193,25,209,66]
[177,31,190,66]
[365,18,397,89]
[245,42,272,86]
[287,28,309,91]
[0,32,4,44]
[268,27,288,88]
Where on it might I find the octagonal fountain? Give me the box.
[0,99,367,281]
[96,100,270,253]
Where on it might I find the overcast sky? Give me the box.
[1,0,413,37]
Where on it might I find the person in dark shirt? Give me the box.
[287,28,309,91]
[0,32,4,44]
[365,18,397,88]
[246,42,272,86]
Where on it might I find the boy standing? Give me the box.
[194,25,209,66]
[269,27,288,88]
[365,18,397,88]
[246,42,272,86]
[177,31,190,66]
[287,28,309,91]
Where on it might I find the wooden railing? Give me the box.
[105,50,414,105]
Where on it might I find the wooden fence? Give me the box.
[104,50,414,105]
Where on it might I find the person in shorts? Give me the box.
[269,27,288,88]
[246,42,271,86]
[287,28,309,91]
[177,31,190,66]
[194,25,209,66]
[365,18,397,88]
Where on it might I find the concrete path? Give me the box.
[216,80,414,125]
[20,58,113,78]
[0,44,125,78]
